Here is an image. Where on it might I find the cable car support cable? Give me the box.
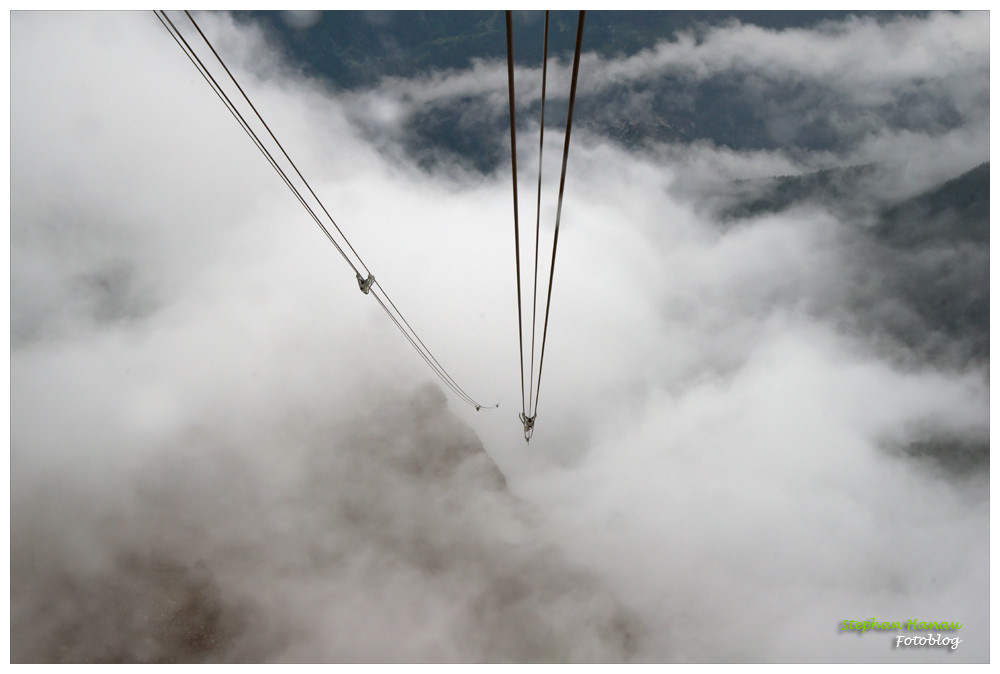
[526,11,550,432]
[533,10,585,424]
[508,10,584,441]
[155,10,494,411]
[505,11,528,423]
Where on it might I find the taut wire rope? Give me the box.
[505,11,528,421]
[507,10,585,441]
[527,11,550,422]
[156,10,494,411]
[529,10,586,433]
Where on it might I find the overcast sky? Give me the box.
[9,11,989,663]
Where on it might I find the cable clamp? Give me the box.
[519,412,536,442]
[356,272,374,294]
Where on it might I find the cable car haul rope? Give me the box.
[506,11,586,441]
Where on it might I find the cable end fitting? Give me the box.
[356,272,374,295]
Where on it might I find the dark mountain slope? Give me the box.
[721,162,989,370]
[875,162,989,248]
[11,384,641,662]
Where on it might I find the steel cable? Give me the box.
[531,10,585,421]
[373,280,484,408]
[156,10,494,411]
[155,11,357,273]
[183,11,370,279]
[527,11,550,421]
[505,10,528,419]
